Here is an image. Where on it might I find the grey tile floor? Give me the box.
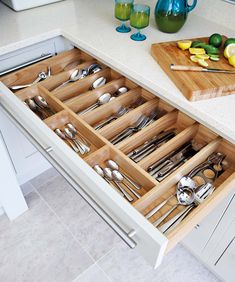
[0,168,220,282]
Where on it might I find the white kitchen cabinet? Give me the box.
[0,35,235,270]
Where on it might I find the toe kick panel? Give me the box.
[0,46,235,268]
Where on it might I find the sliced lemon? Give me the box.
[190,55,199,63]
[195,54,209,60]
[189,48,206,55]
[197,59,209,67]
[177,40,192,51]
[224,44,235,59]
[228,55,235,67]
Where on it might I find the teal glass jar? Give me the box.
[154,0,197,33]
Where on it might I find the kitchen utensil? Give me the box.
[154,0,197,33]
[153,188,195,227]
[54,128,79,153]
[106,160,141,190]
[114,0,133,33]
[114,86,129,96]
[78,93,112,115]
[33,95,54,116]
[112,170,141,199]
[103,168,133,201]
[11,71,48,90]
[91,77,107,90]
[54,69,83,90]
[64,127,87,155]
[93,165,124,197]
[151,36,235,101]
[66,123,90,149]
[159,183,214,234]
[170,64,235,74]
[87,63,102,74]
[130,4,150,41]
[25,98,46,119]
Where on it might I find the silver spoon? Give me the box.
[93,165,124,197]
[112,170,141,199]
[33,95,54,116]
[106,160,141,190]
[11,71,48,90]
[153,188,195,227]
[64,128,87,155]
[91,77,106,90]
[66,123,90,150]
[78,93,112,115]
[54,69,83,90]
[54,128,79,153]
[88,63,102,74]
[115,86,129,96]
[103,168,133,202]
[25,98,45,119]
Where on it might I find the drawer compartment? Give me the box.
[1,45,235,268]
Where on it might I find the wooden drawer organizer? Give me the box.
[2,48,235,253]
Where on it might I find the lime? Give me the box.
[210,56,220,61]
[204,45,220,55]
[191,41,207,48]
[228,55,235,67]
[224,44,235,58]
[189,48,206,55]
[209,33,222,48]
[177,40,192,50]
[224,38,235,48]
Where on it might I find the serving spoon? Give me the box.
[11,71,48,90]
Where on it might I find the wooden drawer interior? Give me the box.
[1,47,235,254]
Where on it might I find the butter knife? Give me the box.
[170,64,235,74]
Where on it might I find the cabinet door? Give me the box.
[0,109,51,184]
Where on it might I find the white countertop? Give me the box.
[0,0,235,143]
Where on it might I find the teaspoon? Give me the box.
[66,123,90,149]
[54,69,83,90]
[54,128,79,153]
[103,168,133,202]
[91,77,106,90]
[25,98,45,119]
[64,128,87,155]
[112,170,141,199]
[33,95,54,115]
[106,160,141,190]
[78,93,112,115]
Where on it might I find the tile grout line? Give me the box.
[30,183,96,266]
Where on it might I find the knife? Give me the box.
[170,64,235,74]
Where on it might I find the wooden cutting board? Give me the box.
[151,37,235,101]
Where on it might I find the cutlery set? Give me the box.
[24,95,55,119]
[146,152,227,233]
[93,160,142,202]
[147,141,203,181]
[127,129,176,162]
[110,110,163,145]
[55,123,90,155]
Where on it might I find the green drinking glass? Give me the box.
[130,4,150,41]
[115,0,134,33]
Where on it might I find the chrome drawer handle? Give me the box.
[45,146,53,153]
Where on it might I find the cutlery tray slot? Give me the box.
[65,76,146,116]
[138,123,218,179]
[98,98,168,143]
[85,145,156,203]
[50,68,121,102]
[133,138,235,251]
[1,48,93,90]
[15,85,65,120]
[80,87,150,127]
[44,110,106,157]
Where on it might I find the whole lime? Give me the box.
[209,33,222,48]
[224,38,235,48]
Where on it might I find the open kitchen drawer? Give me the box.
[0,47,235,268]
